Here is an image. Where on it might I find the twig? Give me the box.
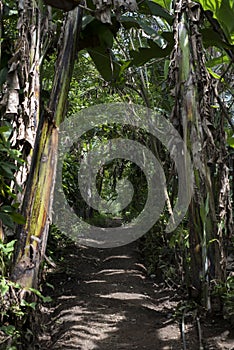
[44,254,57,268]
[78,4,95,13]
[196,316,204,350]
[0,335,11,345]
[181,312,187,350]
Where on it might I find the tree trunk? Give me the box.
[170,0,232,309]
[11,6,83,289]
[4,0,46,197]
[0,0,2,64]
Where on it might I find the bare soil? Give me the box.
[36,241,234,350]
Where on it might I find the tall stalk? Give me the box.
[170,0,232,309]
[6,0,45,195]
[11,7,83,289]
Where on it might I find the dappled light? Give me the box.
[0,0,233,348]
[35,241,233,349]
[98,292,149,300]
[39,242,184,349]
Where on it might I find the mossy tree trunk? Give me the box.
[0,0,46,246]
[10,6,83,289]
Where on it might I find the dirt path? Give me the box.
[37,242,234,350]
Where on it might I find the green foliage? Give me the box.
[140,217,187,279]
[226,129,234,148]
[137,0,173,23]
[206,53,230,68]
[78,3,174,82]
[46,224,74,264]
[151,0,172,11]
[61,123,148,226]
[28,288,52,303]
[201,27,232,52]
[212,276,234,322]
[0,324,20,349]
[0,124,25,229]
[0,124,28,347]
[196,0,234,45]
[173,300,198,318]
[0,271,52,348]
[0,239,16,276]
[223,276,234,323]
[130,36,173,66]
[79,17,121,82]
[144,0,173,25]
[0,239,36,326]
[0,277,22,324]
[0,276,51,322]
[0,0,18,74]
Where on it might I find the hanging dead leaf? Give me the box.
[44,0,80,11]
[44,0,137,23]
[94,0,137,23]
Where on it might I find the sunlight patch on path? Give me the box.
[51,303,127,350]
[98,292,150,301]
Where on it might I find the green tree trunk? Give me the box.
[11,7,83,289]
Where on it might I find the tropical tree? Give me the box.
[0,0,83,290]
[0,0,233,319]
[169,0,233,309]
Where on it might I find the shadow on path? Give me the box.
[37,242,234,350]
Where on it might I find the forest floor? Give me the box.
[36,241,234,350]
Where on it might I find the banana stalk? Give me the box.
[11,6,83,289]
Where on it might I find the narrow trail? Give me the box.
[38,242,234,350]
